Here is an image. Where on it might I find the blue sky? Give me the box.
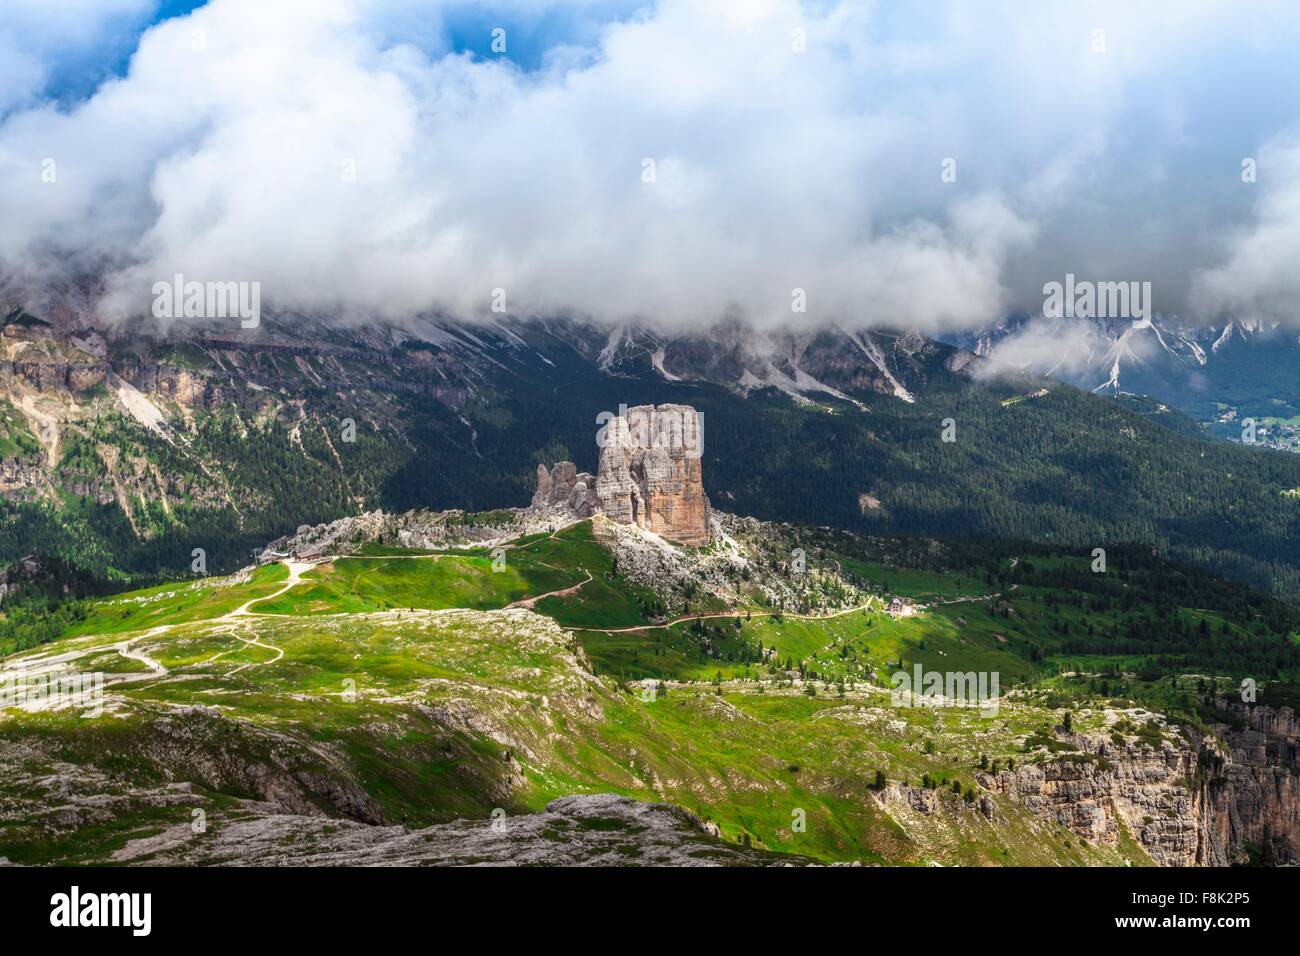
[27,1,646,105]
[151,1,652,75]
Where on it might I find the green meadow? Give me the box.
[57,563,290,640]
[3,518,1297,865]
[257,554,572,614]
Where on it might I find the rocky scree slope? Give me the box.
[103,793,817,866]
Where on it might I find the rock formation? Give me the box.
[263,507,531,559]
[978,702,1300,866]
[1195,701,1300,865]
[102,793,816,867]
[532,404,711,546]
[594,404,709,545]
[531,461,596,517]
[0,554,60,602]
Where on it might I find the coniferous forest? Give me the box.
[4,350,1300,604]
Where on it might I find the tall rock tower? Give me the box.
[593,404,710,546]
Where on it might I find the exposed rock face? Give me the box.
[979,703,1300,866]
[593,404,709,546]
[980,736,1201,865]
[263,507,536,559]
[528,404,710,546]
[590,513,872,618]
[531,462,595,517]
[0,459,44,500]
[105,793,816,867]
[1196,702,1300,866]
[0,555,61,602]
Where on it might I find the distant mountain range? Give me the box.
[4,290,1300,601]
[948,314,1300,423]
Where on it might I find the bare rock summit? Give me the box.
[533,403,711,546]
[531,461,596,517]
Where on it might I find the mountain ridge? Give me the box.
[5,294,1300,604]
[951,313,1300,422]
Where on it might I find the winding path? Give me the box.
[507,570,593,609]
[5,542,1011,688]
[584,579,1021,635]
[0,562,312,684]
[228,560,314,617]
[118,643,167,676]
[225,626,285,674]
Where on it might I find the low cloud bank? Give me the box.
[2,1,1300,334]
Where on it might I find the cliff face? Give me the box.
[1196,702,1300,866]
[980,734,1202,866]
[531,462,596,517]
[593,404,709,546]
[531,404,710,546]
[979,703,1300,866]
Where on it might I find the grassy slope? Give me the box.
[255,523,654,622]
[57,563,290,640]
[4,520,1290,865]
[0,608,1133,866]
[257,555,570,614]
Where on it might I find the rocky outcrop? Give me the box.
[531,462,596,517]
[0,554,63,602]
[593,404,709,546]
[527,405,710,546]
[591,512,872,618]
[107,793,817,867]
[1196,702,1300,866]
[262,508,533,559]
[0,459,44,500]
[113,362,233,409]
[981,736,1200,865]
[979,704,1300,866]
[595,403,707,546]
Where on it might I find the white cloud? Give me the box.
[0,0,157,113]
[973,318,1108,381]
[1193,129,1300,325]
[2,0,1300,332]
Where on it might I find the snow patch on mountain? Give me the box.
[1211,324,1235,353]
[598,325,631,370]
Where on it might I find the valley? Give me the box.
[3,511,1298,867]
[6,304,1300,604]
[5,301,1300,869]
